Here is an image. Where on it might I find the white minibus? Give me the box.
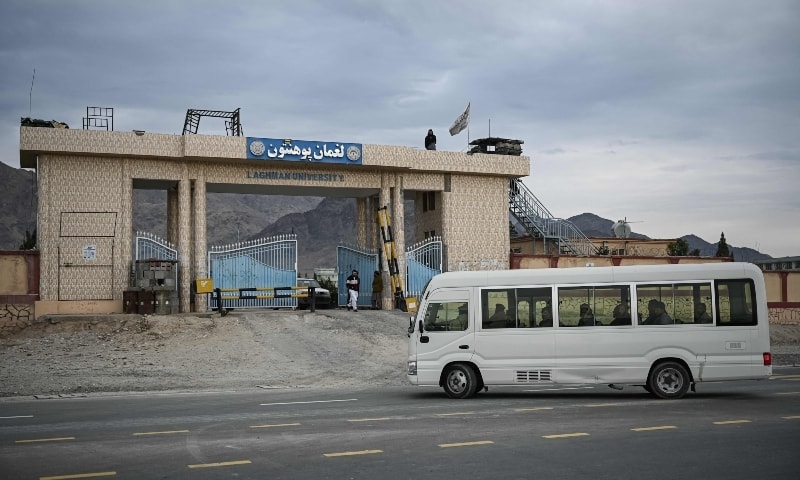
[406,263,772,399]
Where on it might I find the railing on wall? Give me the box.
[134,231,178,262]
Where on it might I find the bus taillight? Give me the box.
[763,352,772,366]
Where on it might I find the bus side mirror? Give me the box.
[408,315,415,336]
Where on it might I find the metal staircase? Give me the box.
[509,179,596,256]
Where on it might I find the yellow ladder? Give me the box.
[377,206,407,311]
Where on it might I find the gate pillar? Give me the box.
[192,178,207,312]
[178,176,192,313]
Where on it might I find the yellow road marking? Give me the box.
[631,425,678,432]
[583,403,623,407]
[713,420,751,425]
[435,412,475,416]
[40,472,116,480]
[347,417,393,422]
[132,430,189,436]
[514,407,554,412]
[782,415,800,420]
[324,449,383,457]
[250,423,301,429]
[16,437,75,444]
[439,440,494,448]
[188,460,252,469]
[543,432,590,439]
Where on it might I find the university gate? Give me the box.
[206,234,298,309]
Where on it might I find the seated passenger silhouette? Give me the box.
[611,303,632,325]
[539,306,554,327]
[577,303,596,326]
[643,300,673,325]
[694,302,712,323]
[487,304,507,327]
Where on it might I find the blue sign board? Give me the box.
[247,137,362,165]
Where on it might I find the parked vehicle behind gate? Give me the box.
[297,278,332,309]
[407,263,772,399]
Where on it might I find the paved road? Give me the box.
[2,368,800,480]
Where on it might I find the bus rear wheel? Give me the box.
[648,361,690,399]
[443,364,478,399]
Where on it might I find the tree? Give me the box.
[689,248,701,257]
[715,232,731,257]
[19,229,37,250]
[667,238,689,256]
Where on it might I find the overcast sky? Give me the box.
[1,1,798,257]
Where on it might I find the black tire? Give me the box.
[647,361,690,399]
[442,364,478,399]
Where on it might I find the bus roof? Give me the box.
[427,263,762,290]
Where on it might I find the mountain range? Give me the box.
[0,162,773,271]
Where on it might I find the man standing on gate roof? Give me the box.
[346,269,360,312]
[425,129,437,150]
[371,270,383,310]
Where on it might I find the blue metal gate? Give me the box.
[336,244,379,307]
[405,236,443,298]
[207,235,298,309]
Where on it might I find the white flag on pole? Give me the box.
[448,102,470,136]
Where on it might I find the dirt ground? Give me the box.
[1,309,798,398]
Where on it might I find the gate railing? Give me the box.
[134,231,178,261]
[208,234,298,309]
[405,236,443,298]
[133,231,179,289]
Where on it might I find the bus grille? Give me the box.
[515,370,552,383]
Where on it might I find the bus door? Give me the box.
[474,287,556,385]
[413,288,474,386]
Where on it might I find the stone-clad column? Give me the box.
[119,159,133,297]
[37,157,56,300]
[356,197,367,248]
[167,187,179,245]
[192,177,207,312]
[178,173,191,313]
[393,174,406,301]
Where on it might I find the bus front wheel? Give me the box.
[443,364,478,399]
[648,361,690,399]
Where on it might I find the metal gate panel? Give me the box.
[405,236,443,298]
[134,231,178,261]
[336,244,378,307]
[208,235,298,309]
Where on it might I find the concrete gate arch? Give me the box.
[20,128,529,316]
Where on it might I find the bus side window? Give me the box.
[482,288,515,329]
[716,280,757,326]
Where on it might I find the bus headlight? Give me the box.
[407,361,417,376]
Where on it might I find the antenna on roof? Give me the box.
[29,68,35,116]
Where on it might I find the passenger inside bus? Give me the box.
[643,299,673,325]
[539,306,554,327]
[486,304,508,328]
[611,303,632,325]
[451,303,469,330]
[577,303,597,326]
[694,302,712,323]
